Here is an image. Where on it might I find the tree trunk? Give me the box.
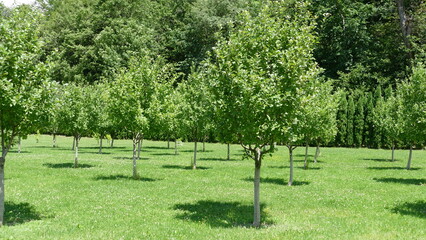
[227,143,230,160]
[396,0,413,59]
[99,137,103,154]
[303,142,309,169]
[314,145,320,163]
[288,145,294,186]
[137,140,141,160]
[167,138,170,149]
[406,145,413,170]
[0,154,5,226]
[53,134,56,148]
[74,136,79,168]
[72,136,75,150]
[391,143,395,162]
[110,139,114,148]
[18,137,21,154]
[193,141,198,169]
[202,140,205,152]
[253,147,262,227]
[132,139,138,179]
[175,139,178,155]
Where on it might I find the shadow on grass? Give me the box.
[295,154,314,157]
[199,157,240,162]
[367,167,421,170]
[268,166,321,170]
[162,164,211,170]
[112,157,149,160]
[243,177,310,186]
[94,174,156,182]
[173,200,273,228]
[292,159,325,163]
[150,153,176,156]
[362,158,398,162]
[373,177,425,185]
[43,163,94,169]
[145,146,170,150]
[4,202,42,226]
[180,150,214,153]
[391,201,426,219]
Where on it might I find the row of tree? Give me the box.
[1,1,425,227]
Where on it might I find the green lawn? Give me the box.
[1,135,425,239]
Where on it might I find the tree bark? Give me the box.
[18,137,21,154]
[396,0,413,59]
[288,145,294,186]
[314,145,320,163]
[0,154,5,226]
[391,143,395,162]
[167,138,170,149]
[303,142,309,169]
[253,147,262,227]
[99,137,103,154]
[74,136,79,168]
[72,136,75,150]
[53,134,56,148]
[175,139,178,155]
[110,139,114,148]
[137,140,141,160]
[132,139,138,179]
[227,143,230,160]
[202,140,205,152]
[406,145,413,170]
[193,141,197,169]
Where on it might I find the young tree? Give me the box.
[0,6,51,226]
[335,93,348,146]
[206,1,320,227]
[399,64,426,169]
[354,94,365,147]
[347,95,355,146]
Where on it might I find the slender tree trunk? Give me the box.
[175,139,178,155]
[314,145,320,163]
[74,136,79,168]
[72,136,75,150]
[406,145,413,170]
[132,139,138,179]
[288,145,294,186]
[0,153,5,226]
[396,0,413,59]
[18,137,21,154]
[253,147,262,227]
[167,138,170,149]
[110,139,114,148]
[202,140,205,152]
[391,143,395,162]
[193,141,198,169]
[99,137,103,154]
[53,134,56,148]
[303,142,309,169]
[227,143,230,160]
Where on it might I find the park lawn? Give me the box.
[0,135,424,240]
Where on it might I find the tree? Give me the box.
[0,6,51,226]
[206,1,320,227]
[346,95,355,146]
[399,64,426,169]
[354,93,365,147]
[335,93,348,146]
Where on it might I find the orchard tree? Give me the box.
[107,56,165,179]
[87,83,109,154]
[0,6,51,226]
[206,1,320,227]
[400,64,426,169]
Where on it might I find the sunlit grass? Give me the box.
[1,135,425,239]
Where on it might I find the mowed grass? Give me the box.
[1,135,425,240]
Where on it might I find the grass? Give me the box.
[0,135,425,239]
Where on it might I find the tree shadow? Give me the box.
[78,151,112,155]
[150,153,176,156]
[180,150,213,153]
[243,177,310,186]
[173,200,273,228]
[12,151,31,154]
[162,165,211,170]
[367,167,421,170]
[93,174,157,182]
[199,157,240,162]
[292,159,325,163]
[43,163,94,169]
[373,178,425,185]
[144,146,169,150]
[112,157,149,160]
[4,202,42,226]
[362,158,398,162]
[391,201,426,219]
[295,154,314,157]
[268,166,321,170]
